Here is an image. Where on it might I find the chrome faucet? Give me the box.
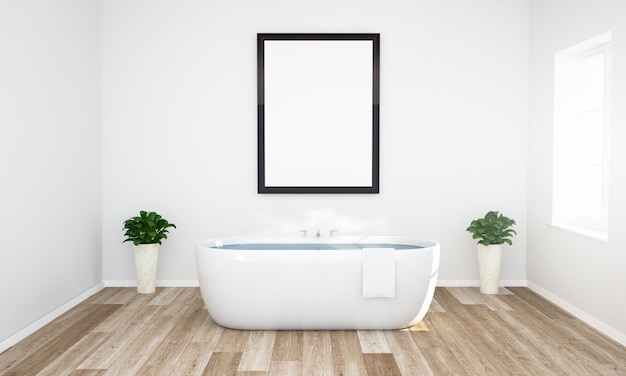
[316,229,321,238]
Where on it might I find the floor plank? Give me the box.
[447,286,513,311]
[268,360,301,376]
[356,330,391,353]
[271,331,303,362]
[190,315,224,344]
[78,305,163,370]
[3,304,120,375]
[215,329,250,353]
[385,330,433,375]
[135,298,208,375]
[362,353,402,376]
[37,332,113,376]
[99,315,179,375]
[329,331,368,376]
[69,370,108,376]
[238,331,276,372]
[169,342,215,376]
[411,316,469,375]
[426,311,503,375]
[202,352,242,376]
[0,301,113,372]
[302,331,333,376]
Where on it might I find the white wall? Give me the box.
[0,0,101,344]
[528,0,626,341]
[100,0,529,284]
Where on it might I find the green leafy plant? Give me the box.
[123,211,176,246]
[466,211,516,246]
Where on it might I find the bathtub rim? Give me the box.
[196,235,439,251]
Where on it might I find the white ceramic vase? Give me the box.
[477,244,502,294]
[134,243,159,294]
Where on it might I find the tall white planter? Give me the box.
[477,244,502,294]
[134,243,159,294]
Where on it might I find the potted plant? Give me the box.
[466,211,516,294]
[123,210,176,294]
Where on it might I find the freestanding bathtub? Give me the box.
[195,236,439,330]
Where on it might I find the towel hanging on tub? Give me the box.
[362,248,396,298]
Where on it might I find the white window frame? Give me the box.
[552,32,611,241]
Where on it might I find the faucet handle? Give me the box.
[299,230,308,237]
[329,230,338,237]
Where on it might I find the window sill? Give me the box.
[547,223,608,242]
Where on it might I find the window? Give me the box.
[552,32,611,240]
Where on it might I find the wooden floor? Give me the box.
[1,287,626,376]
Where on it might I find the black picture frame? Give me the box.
[258,33,380,194]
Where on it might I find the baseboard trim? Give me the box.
[437,279,527,287]
[527,281,626,347]
[0,281,105,354]
[103,280,199,287]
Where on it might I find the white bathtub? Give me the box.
[195,236,439,330]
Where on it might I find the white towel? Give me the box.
[362,248,396,298]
